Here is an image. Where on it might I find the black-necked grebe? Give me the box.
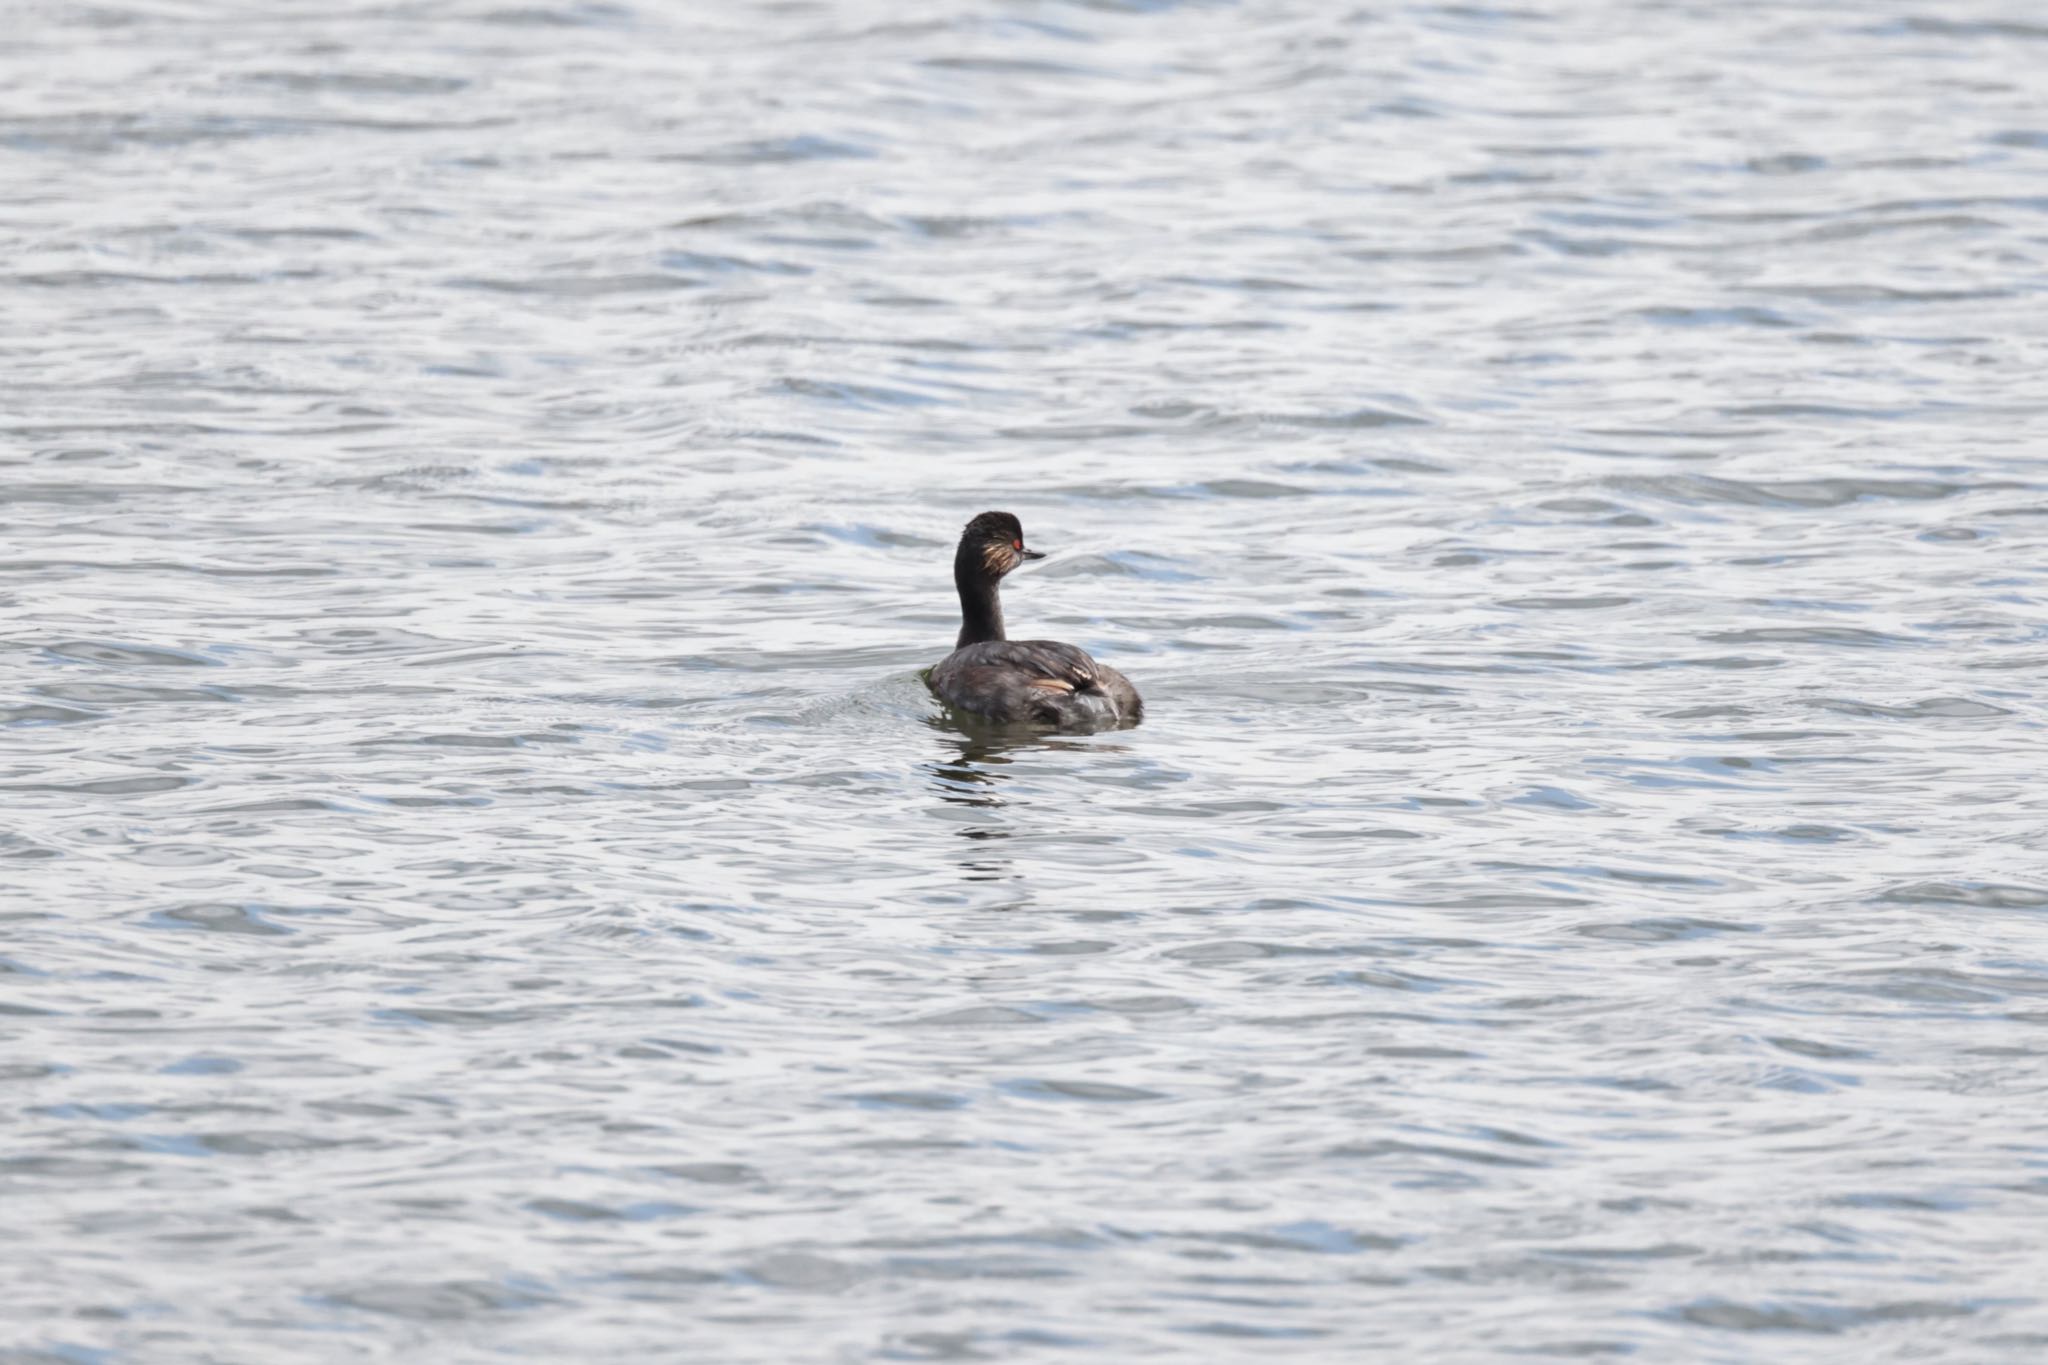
[927,511,1143,729]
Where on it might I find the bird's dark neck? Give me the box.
[955,556,1005,649]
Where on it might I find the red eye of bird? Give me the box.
[1012,539,1022,550]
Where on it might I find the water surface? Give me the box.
[4,1,2048,1360]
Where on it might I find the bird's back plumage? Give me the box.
[930,639,1141,728]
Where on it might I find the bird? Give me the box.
[926,510,1142,729]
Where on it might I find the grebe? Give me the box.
[926,511,1142,729]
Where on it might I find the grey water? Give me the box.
[3,1,2047,1360]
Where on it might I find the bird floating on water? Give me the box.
[926,510,1142,729]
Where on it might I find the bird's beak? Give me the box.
[1020,546,1047,561]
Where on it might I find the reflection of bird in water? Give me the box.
[922,718,1132,883]
[926,725,1016,811]
[927,511,1142,730]
[924,717,1128,806]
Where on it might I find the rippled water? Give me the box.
[6,1,2048,1359]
